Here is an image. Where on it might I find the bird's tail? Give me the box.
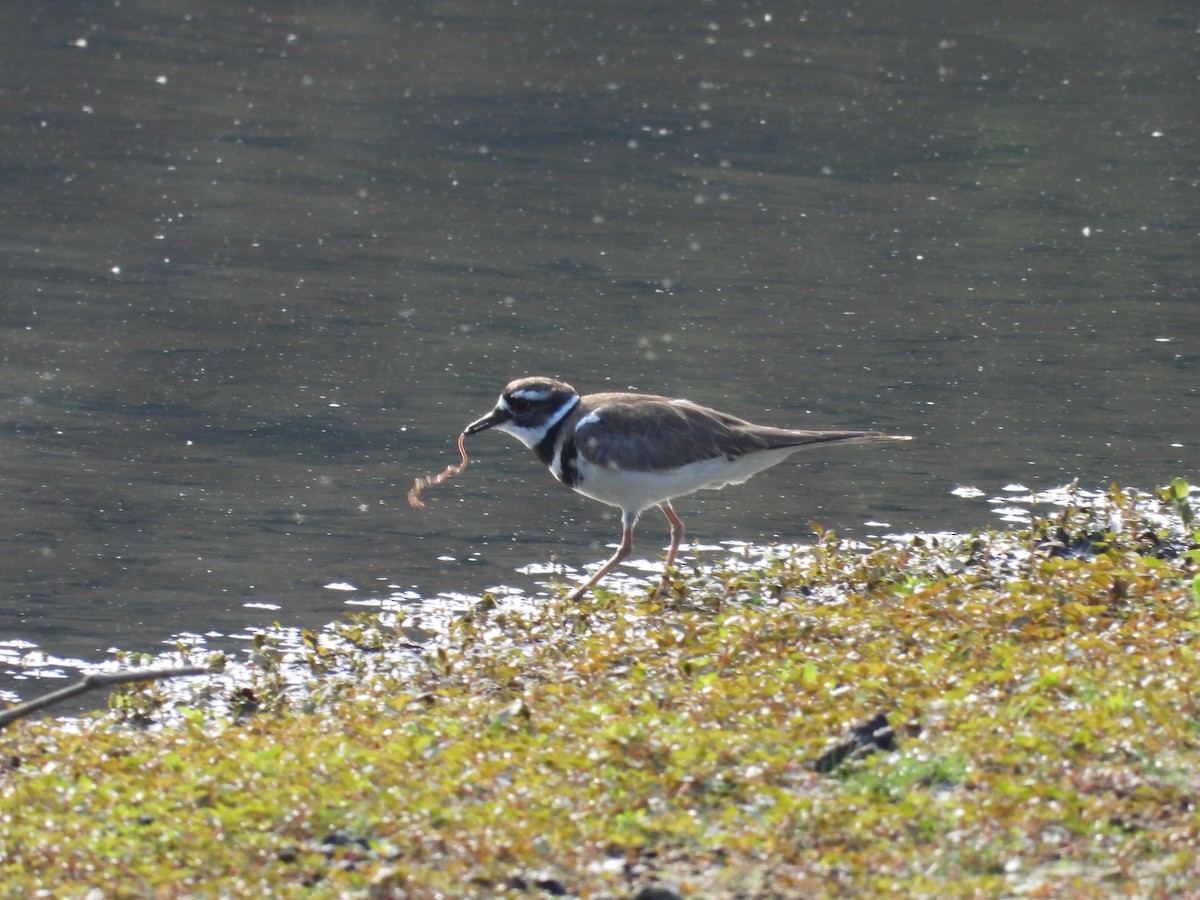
[760,429,913,450]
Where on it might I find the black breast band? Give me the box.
[534,411,580,488]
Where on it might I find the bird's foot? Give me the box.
[649,570,677,602]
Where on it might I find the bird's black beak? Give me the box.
[464,407,507,436]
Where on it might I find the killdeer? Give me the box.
[464,377,910,601]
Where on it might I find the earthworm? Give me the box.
[408,432,470,509]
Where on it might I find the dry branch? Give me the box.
[0,665,209,728]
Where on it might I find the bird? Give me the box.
[463,376,910,601]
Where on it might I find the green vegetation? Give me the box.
[2,484,1199,898]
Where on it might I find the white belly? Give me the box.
[572,447,800,517]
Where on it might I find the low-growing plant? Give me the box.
[2,484,1199,897]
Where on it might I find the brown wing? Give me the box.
[573,395,875,472]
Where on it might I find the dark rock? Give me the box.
[632,883,683,900]
[811,712,897,774]
[506,871,568,896]
[321,830,371,850]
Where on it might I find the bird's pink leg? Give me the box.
[653,501,685,598]
[568,522,635,602]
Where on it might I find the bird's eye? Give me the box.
[508,395,532,413]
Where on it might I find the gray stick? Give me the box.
[0,666,209,728]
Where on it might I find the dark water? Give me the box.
[2,1,1196,698]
